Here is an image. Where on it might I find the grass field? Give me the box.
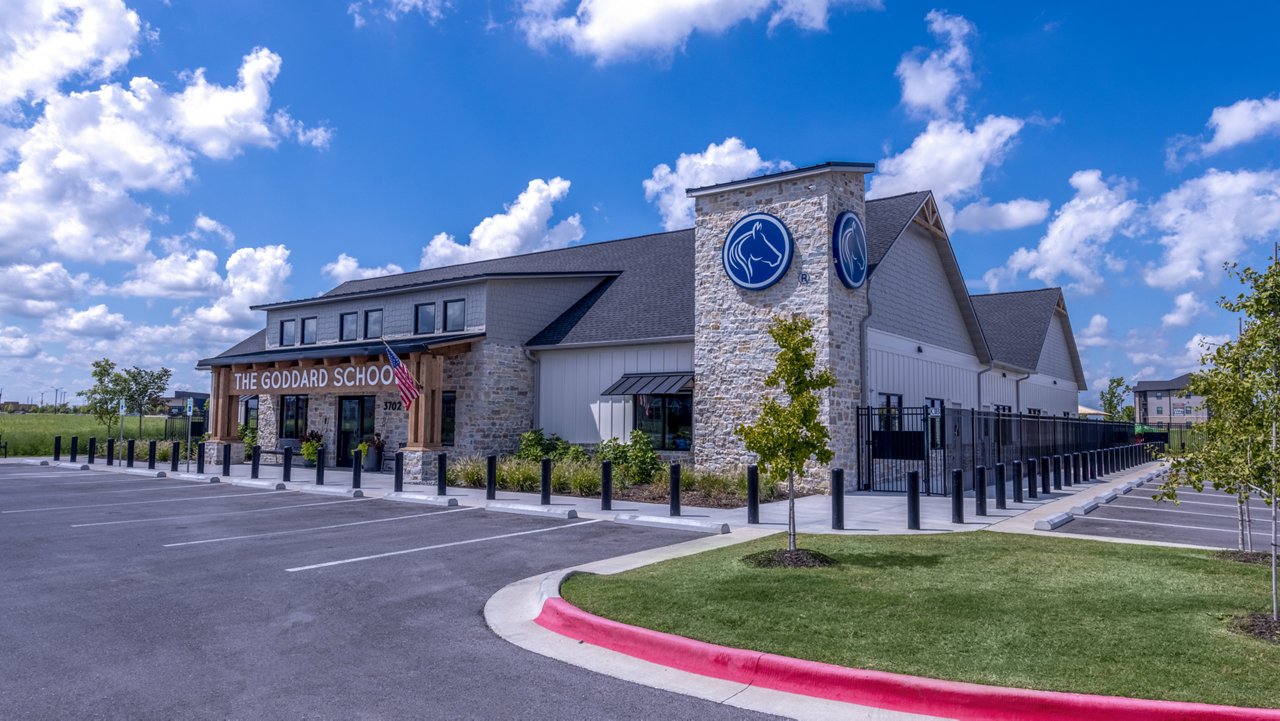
[562,532,1280,709]
[0,413,172,456]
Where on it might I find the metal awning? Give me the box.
[601,372,693,396]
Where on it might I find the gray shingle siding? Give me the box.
[264,283,487,349]
[1037,312,1078,381]
[969,289,1060,370]
[867,223,976,355]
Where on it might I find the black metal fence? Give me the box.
[855,407,1140,495]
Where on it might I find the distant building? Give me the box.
[1133,373,1206,425]
[161,390,209,417]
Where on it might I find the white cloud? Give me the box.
[1143,168,1280,290]
[0,0,141,107]
[643,137,791,231]
[1202,95,1280,155]
[0,326,40,358]
[44,303,128,338]
[193,213,235,245]
[519,0,879,63]
[322,253,405,284]
[420,177,584,268]
[1127,332,1228,376]
[117,247,223,298]
[951,197,1049,232]
[192,244,292,328]
[0,261,90,317]
[982,170,1137,295]
[348,0,450,27]
[895,10,974,119]
[1160,291,1205,328]
[1076,313,1109,348]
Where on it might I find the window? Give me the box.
[279,319,296,346]
[925,397,945,449]
[364,309,383,339]
[415,303,436,335]
[242,397,258,433]
[877,392,902,431]
[1026,408,1043,416]
[993,404,1012,414]
[443,299,465,332]
[1156,406,1164,415]
[441,391,456,447]
[301,317,317,345]
[633,394,693,451]
[340,312,358,342]
[1155,391,1163,399]
[279,395,309,439]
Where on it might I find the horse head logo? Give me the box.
[723,214,793,289]
[833,211,867,289]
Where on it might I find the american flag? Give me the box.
[383,342,421,409]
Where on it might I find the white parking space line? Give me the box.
[164,506,480,547]
[0,476,161,485]
[1103,503,1242,520]
[1070,516,1237,532]
[287,519,603,572]
[51,484,215,495]
[3,490,290,514]
[0,472,97,479]
[1148,497,1271,511]
[71,498,369,528]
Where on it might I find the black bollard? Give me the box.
[907,470,921,530]
[53,435,62,461]
[951,469,964,524]
[1027,460,1038,499]
[352,449,362,489]
[746,465,760,524]
[106,438,115,466]
[540,457,551,505]
[437,452,447,496]
[197,442,205,474]
[316,446,326,485]
[127,439,136,468]
[87,437,96,465]
[669,463,681,517]
[600,460,613,511]
[1040,457,1051,494]
[1089,450,1097,480]
[147,440,156,470]
[70,436,79,463]
[486,455,498,501]
[170,442,179,472]
[394,451,404,493]
[283,446,293,484]
[975,466,987,517]
[1074,453,1082,485]
[1012,460,1024,503]
[251,445,261,479]
[220,442,230,476]
[995,463,1007,510]
[1053,456,1063,490]
[831,468,845,530]
[1063,455,1072,487]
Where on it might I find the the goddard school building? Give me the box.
[197,162,1086,482]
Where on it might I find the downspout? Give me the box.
[977,366,994,410]
[1013,370,1031,413]
[859,286,874,405]
[523,348,540,430]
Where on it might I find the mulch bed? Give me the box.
[1232,612,1280,644]
[1216,550,1274,567]
[742,548,838,568]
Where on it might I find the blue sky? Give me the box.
[2,0,1279,408]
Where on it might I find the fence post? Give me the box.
[127,439,136,468]
[975,465,987,516]
[995,463,1007,509]
[907,470,921,530]
[951,469,964,524]
[196,442,205,474]
[1053,455,1063,490]
[746,465,760,524]
[106,438,115,466]
[394,452,404,493]
[1027,459,1038,499]
[1012,460,1023,503]
[1040,456,1051,494]
[316,446,326,485]
[250,445,261,479]
[540,457,551,505]
[437,452,447,496]
[600,460,612,511]
[147,440,156,470]
[170,442,180,472]
[352,449,362,489]
[487,455,498,501]
[70,436,78,463]
[283,446,293,484]
[831,468,845,530]
[53,435,62,461]
[669,463,681,517]
[87,437,96,465]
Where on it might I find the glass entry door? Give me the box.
[336,396,375,467]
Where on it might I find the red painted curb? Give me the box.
[536,597,1280,721]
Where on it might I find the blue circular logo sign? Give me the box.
[832,210,868,289]
[722,213,793,290]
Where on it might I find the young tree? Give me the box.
[1099,377,1131,420]
[1119,405,1136,423]
[735,314,835,552]
[77,358,124,437]
[120,366,174,438]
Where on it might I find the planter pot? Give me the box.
[302,459,316,468]
[362,450,382,472]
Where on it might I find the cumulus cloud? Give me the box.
[895,10,974,119]
[1129,333,1228,376]
[952,197,1049,232]
[1075,313,1109,348]
[643,137,792,230]
[1143,168,1280,290]
[1169,95,1280,166]
[0,326,40,358]
[519,0,879,63]
[192,244,292,328]
[117,247,223,298]
[421,177,584,268]
[982,170,1137,295]
[193,213,235,245]
[0,0,141,107]
[1160,291,1205,328]
[322,253,405,283]
[348,0,450,27]
[0,262,91,317]
[43,303,129,338]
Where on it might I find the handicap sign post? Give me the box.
[185,398,193,473]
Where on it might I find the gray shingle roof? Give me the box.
[968,289,1063,371]
[865,191,930,272]
[1133,373,1194,392]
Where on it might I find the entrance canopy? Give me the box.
[197,332,484,368]
[602,372,693,396]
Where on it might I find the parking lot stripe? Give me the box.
[286,519,604,572]
[163,506,480,547]
[1102,503,1242,520]
[2,490,290,514]
[0,472,96,479]
[46,484,215,495]
[1069,516,1237,532]
[70,498,368,528]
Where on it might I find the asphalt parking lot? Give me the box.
[1054,482,1275,549]
[0,464,779,720]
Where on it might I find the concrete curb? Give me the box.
[297,485,362,498]
[535,586,1280,721]
[169,473,220,483]
[1033,512,1074,531]
[116,468,167,479]
[612,514,729,534]
[486,502,577,519]
[53,462,89,470]
[383,492,457,507]
[1069,499,1100,516]
[231,478,287,491]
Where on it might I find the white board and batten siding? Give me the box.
[866,329,982,410]
[537,342,694,444]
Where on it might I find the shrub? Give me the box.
[516,429,548,461]
[567,462,601,496]
[550,461,574,494]
[498,457,541,493]
[517,427,591,463]
[449,456,487,488]
[686,467,739,496]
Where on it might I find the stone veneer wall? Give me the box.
[443,340,535,458]
[692,170,868,489]
[252,390,407,467]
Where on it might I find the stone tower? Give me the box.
[690,163,873,485]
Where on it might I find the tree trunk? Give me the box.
[137,407,143,440]
[787,472,797,552]
[1271,493,1277,621]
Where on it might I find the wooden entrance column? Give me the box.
[209,365,240,442]
[405,352,444,451]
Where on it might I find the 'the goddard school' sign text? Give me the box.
[230,361,400,394]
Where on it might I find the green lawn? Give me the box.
[0,413,172,456]
[562,532,1280,709]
